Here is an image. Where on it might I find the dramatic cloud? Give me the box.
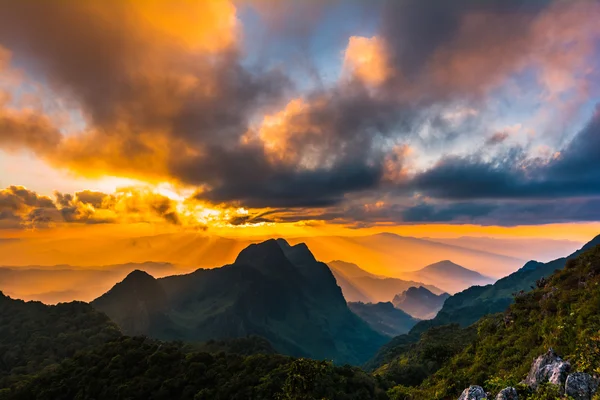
[0,186,218,229]
[410,107,600,201]
[0,186,58,229]
[0,0,599,226]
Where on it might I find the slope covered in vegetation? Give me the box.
[388,245,600,399]
[3,337,389,400]
[0,293,121,388]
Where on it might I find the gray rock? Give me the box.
[523,348,570,390]
[565,372,599,400]
[458,385,487,400]
[496,387,518,400]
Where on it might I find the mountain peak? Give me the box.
[278,241,317,266]
[235,239,289,267]
[123,269,156,282]
[275,238,291,248]
[421,260,469,272]
[393,286,450,319]
[405,286,433,296]
[417,260,491,280]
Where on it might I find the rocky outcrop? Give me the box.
[495,387,518,400]
[565,372,599,400]
[523,348,570,390]
[460,350,597,400]
[458,385,487,400]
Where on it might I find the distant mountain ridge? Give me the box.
[327,260,444,303]
[0,232,528,280]
[0,261,186,304]
[92,239,388,365]
[392,287,450,319]
[401,260,494,294]
[347,302,419,337]
[405,234,600,334]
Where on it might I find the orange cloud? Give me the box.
[0,0,288,193]
[250,98,327,168]
[132,0,238,52]
[343,36,393,85]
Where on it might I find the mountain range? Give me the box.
[386,234,600,340]
[92,239,387,365]
[400,260,494,294]
[392,287,450,320]
[327,260,444,303]
[0,262,185,303]
[369,240,600,399]
[0,232,555,278]
[2,235,600,400]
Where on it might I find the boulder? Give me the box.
[496,387,518,400]
[458,385,487,400]
[523,348,570,390]
[565,372,599,400]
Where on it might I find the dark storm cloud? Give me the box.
[402,202,496,223]
[0,111,62,154]
[200,159,383,208]
[1,0,599,226]
[401,198,600,226]
[380,0,551,72]
[0,1,394,209]
[178,84,411,208]
[410,108,600,201]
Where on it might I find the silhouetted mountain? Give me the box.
[327,260,443,303]
[392,287,450,319]
[401,260,494,294]
[92,269,168,336]
[348,301,419,337]
[92,239,387,365]
[406,234,600,334]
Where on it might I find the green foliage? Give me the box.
[373,324,477,387]
[524,383,569,400]
[3,242,600,400]
[3,337,388,400]
[0,293,121,388]
[191,336,277,356]
[278,358,332,400]
[389,245,600,399]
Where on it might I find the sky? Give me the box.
[1,0,600,242]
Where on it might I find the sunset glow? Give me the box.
[1,0,600,275]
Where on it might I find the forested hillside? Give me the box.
[2,244,600,400]
[386,245,600,399]
[0,293,121,388]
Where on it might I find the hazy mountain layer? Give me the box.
[400,260,494,294]
[0,233,528,278]
[383,234,600,346]
[328,260,443,303]
[347,302,419,337]
[392,287,450,319]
